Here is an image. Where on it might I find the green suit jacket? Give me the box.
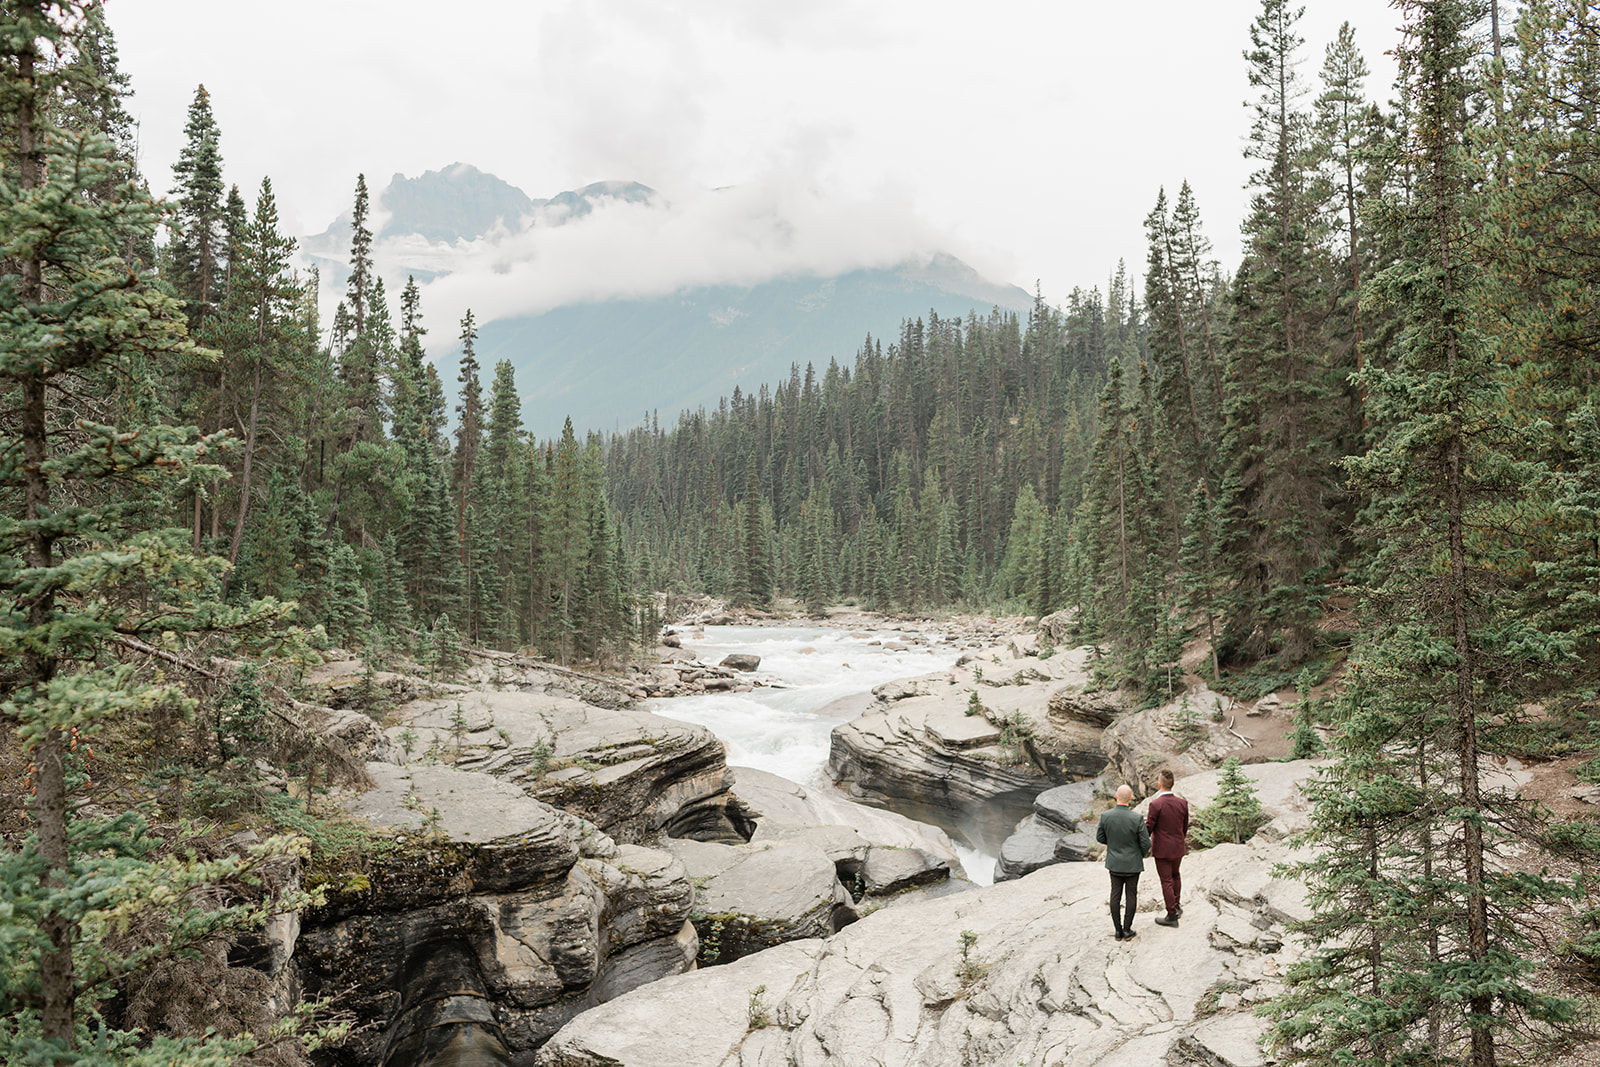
[1096,804,1152,875]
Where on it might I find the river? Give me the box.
[645,623,999,885]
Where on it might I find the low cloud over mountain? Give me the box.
[303,165,1030,435]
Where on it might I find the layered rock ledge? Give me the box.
[828,640,1130,850]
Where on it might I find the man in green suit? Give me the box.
[1095,784,1152,941]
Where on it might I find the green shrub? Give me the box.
[1192,758,1269,848]
[746,984,771,1030]
[955,930,989,989]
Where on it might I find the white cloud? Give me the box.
[116,0,1404,321]
[322,171,958,336]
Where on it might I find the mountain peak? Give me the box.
[378,164,535,243]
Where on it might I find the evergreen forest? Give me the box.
[3,0,1599,1065]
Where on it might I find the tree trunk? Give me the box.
[16,24,74,1044]
[226,361,263,574]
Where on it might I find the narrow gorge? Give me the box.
[240,609,1353,1067]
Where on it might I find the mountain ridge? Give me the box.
[301,165,1032,436]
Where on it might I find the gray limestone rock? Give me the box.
[390,689,741,844]
[1248,693,1286,718]
[301,787,697,1063]
[1036,609,1076,646]
[830,644,1116,852]
[1032,779,1101,831]
[1175,1013,1274,1066]
[298,675,747,1065]
[829,699,1046,853]
[665,837,856,964]
[537,817,1313,1067]
[1046,684,1124,727]
[719,652,761,671]
[859,845,949,895]
[736,766,960,869]
[994,779,1102,881]
[1100,685,1238,795]
[994,816,1070,882]
[1053,831,1094,862]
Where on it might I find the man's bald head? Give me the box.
[1115,784,1134,806]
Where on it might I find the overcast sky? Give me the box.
[111,0,1404,319]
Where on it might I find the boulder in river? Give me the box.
[719,652,760,671]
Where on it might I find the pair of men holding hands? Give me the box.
[1093,769,1188,941]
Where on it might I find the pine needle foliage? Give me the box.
[1191,758,1268,847]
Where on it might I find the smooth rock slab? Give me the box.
[537,827,1307,1067]
[348,762,564,845]
[860,845,950,895]
[1179,1012,1273,1066]
[666,837,855,964]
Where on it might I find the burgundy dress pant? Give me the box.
[1155,856,1183,915]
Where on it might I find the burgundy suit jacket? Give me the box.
[1146,792,1190,860]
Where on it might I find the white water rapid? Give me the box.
[647,624,999,885]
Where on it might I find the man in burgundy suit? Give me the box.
[1146,768,1189,927]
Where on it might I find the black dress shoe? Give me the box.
[1121,928,1137,941]
[1155,913,1179,927]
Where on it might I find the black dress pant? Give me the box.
[1109,871,1139,933]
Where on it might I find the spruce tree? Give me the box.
[167,83,225,325]
[1486,0,1600,668]
[0,6,303,1059]
[1269,3,1580,1062]
[1193,758,1268,847]
[740,466,772,606]
[218,178,304,580]
[1314,21,1373,418]
[1217,0,1342,666]
[453,309,483,575]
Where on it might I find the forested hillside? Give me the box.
[3,0,1599,1063]
[604,0,1600,709]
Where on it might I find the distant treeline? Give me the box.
[603,3,1600,705]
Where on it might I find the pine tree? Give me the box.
[1269,3,1581,1062]
[0,6,303,1059]
[1193,758,1268,847]
[167,83,225,325]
